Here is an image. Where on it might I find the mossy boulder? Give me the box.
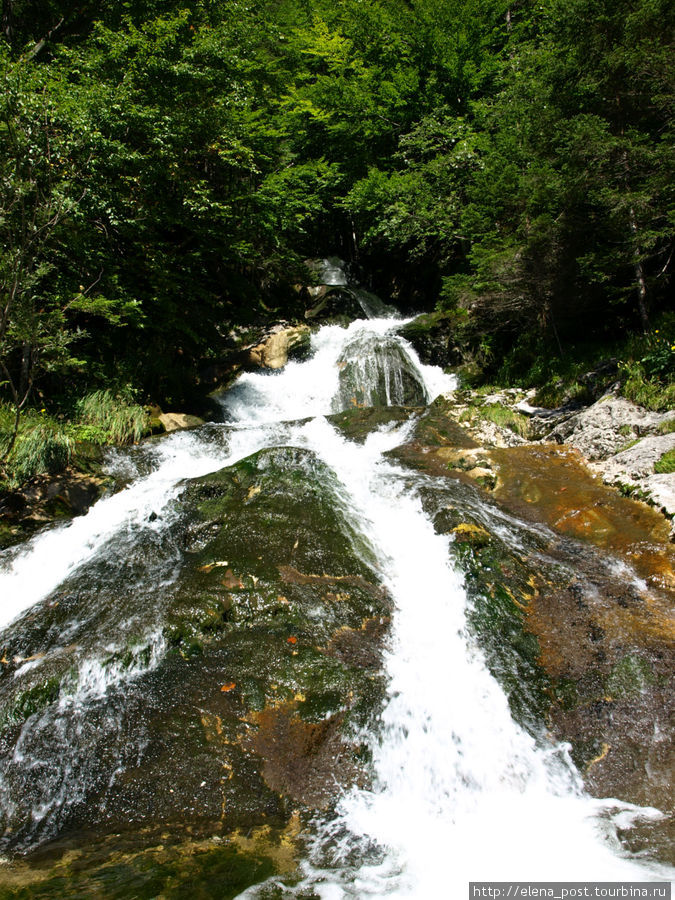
[328,405,420,443]
[398,310,463,367]
[0,446,390,890]
[336,333,428,409]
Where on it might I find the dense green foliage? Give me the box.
[1,0,673,485]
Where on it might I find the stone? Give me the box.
[0,446,390,876]
[336,333,428,409]
[398,310,462,367]
[158,412,205,432]
[245,325,311,370]
[592,433,675,530]
[545,395,674,460]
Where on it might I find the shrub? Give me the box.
[640,330,675,379]
[0,410,74,488]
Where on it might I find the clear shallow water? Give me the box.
[0,317,670,892]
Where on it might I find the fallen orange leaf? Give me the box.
[220,682,236,692]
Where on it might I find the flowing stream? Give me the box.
[0,310,671,894]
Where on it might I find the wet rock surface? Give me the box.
[336,332,429,409]
[390,407,675,864]
[0,446,390,893]
[1,328,673,891]
[0,467,108,551]
[448,385,675,536]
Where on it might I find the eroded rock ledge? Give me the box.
[370,399,674,865]
[433,388,675,538]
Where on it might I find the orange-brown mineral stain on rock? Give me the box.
[492,444,674,583]
[220,569,245,590]
[240,702,360,809]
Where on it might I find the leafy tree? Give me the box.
[0,50,133,463]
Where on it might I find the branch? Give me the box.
[23,16,65,62]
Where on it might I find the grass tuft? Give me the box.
[0,408,74,488]
[480,403,530,437]
[657,418,675,435]
[654,449,675,475]
[75,389,149,445]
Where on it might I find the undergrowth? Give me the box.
[74,389,149,445]
[619,362,675,412]
[0,390,149,490]
[487,312,675,411]
[0,408,75,489]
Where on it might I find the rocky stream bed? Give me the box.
[0,300,672,896]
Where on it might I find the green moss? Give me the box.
[327,406,417,444]
[569,737,606,772]
[0,842,278,900]
[551,678,579,710]
[605,654,655,699]
[0,676,61,728]
[452,540,551,734]
[654,449,675,474]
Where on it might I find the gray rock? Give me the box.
[591,433,675,529]
[546,395,674,460]
[336,333,428,409]
[604,432,675,479]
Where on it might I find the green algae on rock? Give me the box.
[0,445,390,893]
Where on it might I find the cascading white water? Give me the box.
[264,418,669,896]
[0,315,670,890]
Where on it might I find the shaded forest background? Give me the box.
[1,0,673,480]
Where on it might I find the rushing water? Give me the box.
[0,312,671,893]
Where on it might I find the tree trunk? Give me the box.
[629,206,650,333]
[1,0,12,41]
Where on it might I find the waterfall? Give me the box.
[258,417,667,896]
[0,314,670,891]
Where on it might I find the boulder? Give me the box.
[0,446,389,882]
[158,412,205,432]
[545,395,674,460]
[336,333,428,409]
[398,310,463,367]
[244,324,310,370]
[304,286,365,323]
[592,432,675,529]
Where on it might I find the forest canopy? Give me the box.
[1,0,673,460]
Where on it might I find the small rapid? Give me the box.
[0,310,670,891]
[263,418,668,895]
